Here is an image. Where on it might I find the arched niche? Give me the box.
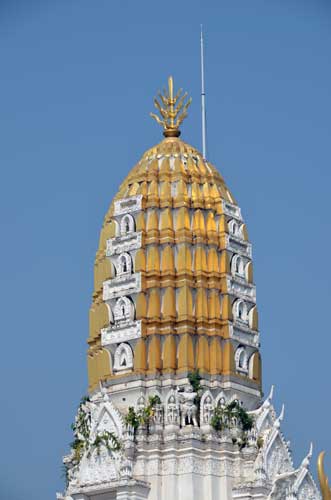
[113,296,135,323]
[116,252,132,275]
[233,299,248,323]
[120,214,135,235]
[235,345,248,374]
[231,254,245,277]
[113,343,133,373]
[228,219,243,238]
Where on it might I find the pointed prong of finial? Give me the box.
[153,98,168,119]
[262,385,275,409]
[309,442,313,459]
[174,87,183,103]
[176,97,192,127]
[301,443,313,469]
[279,404,285,421]
[150,76,192,138]
[150,113,164,127]
[318,452,331,500]
[174,92,189,115]
[168,76,173,101]
[274,404,285,429]
[158,91,168,107]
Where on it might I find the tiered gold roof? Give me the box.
[87,78,261,392]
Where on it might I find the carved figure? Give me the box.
[202,394,214,425]
[166,394,179,425]
[136,394,145,413]
[154,403,163,426]
[179,385,198,427]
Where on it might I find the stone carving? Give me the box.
[113,296,135,324]
[106,231,142,256]
[120,214,135,235]
[60,386,321,500]
[116,252,133,276]
[77,446,119,487]
[223,200,242,220]
[101,319,141,345]
[178,385,198,427]
[228,237,252,258]
[214,391,227,408]
[231,254,245,277]
[200,390,214,426]
[235,345,248,372]
[254,448,268,486]
[64,394,124,492]
[103,272,141,301]
[232,325,259,348]
[268,443,320,500]
[154,403,164,427]
[136,394,146,412]
[227,276,256,303]
[114,195,142,216]
[233,299,249,322]
[113,342,133,373]
[165,390,179,427]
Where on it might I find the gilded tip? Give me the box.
[150,76,192,138]
[318,451,331,500]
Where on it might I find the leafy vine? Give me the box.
[63,396,121,485]
[124,395,161,433]
[210,400,253,433]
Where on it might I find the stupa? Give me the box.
[57,77,324,500]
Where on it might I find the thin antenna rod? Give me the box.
[200,25,207,159]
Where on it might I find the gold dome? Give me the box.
[87,136,261,392]
[87,78,261,394]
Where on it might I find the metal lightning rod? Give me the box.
[200,25,207,159]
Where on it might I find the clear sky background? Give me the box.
[0,1,330,498]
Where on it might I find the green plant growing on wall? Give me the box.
[227,401,253,431]
[124,394,161,433]
[210,405,224,432]
[188,370,202,394]
[69,395,92,465]
[90,431,121,457]
[64,396,122,484]
[210,400,253,441]
[188,369,203,408]
[125,406,140,430]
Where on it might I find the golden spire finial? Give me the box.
[150,76,192,138]
[318,452,331,500]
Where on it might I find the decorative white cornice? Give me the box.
[103,273,141,301]
[106,232,142,256]
[101,320,142,346]
[114,195,143,216]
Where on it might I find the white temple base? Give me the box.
[59,386,321,500]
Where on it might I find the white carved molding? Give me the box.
[103,273,141,301]
[113,343,134,373]
[101,320,142,346]
[222,200,243,221]
[61,387,321,500]
[114,195,143,216]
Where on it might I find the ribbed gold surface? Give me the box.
[87,137,261,391]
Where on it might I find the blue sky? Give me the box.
[0,1,330,498]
